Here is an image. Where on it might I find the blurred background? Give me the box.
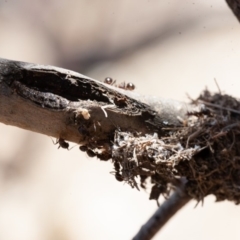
[0,0,240,239]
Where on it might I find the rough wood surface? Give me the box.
[226,0,240,22]
[0,58,191,150]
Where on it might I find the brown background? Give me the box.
[0,1,240,239]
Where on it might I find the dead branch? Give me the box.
[226,0,240,22]
[0,58,192,157]
[2,58,240,240]
[1,57,240,203]
[132,179,191,240]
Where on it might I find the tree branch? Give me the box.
[0,58,192,158]
[132,180,191,240]
[226,0,240,22]
[2,58,240,240]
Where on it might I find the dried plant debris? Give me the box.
[111,90,240,204]
[77,89,240,204]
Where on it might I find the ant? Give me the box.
[79,145,88,152]
[79,145,96,158]
[86,149,96,158]
[53,138,70,150]
[104,77,135,91]
[111,161,123,182]
[104,77,116,85]
[118,82,135,91]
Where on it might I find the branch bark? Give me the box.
[226,0,240,22]
[6,3,238,238]
[2,58,240,240]
[0,58,196,239]
[0,58,192,150]
[132,180,191,240]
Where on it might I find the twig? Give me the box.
[226,0,240,22]
[132,181,191,240]
[198,100,240,115]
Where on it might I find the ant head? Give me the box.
[104,77,114,85]
[126,82,135,90]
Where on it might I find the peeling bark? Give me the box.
[0,58,192,154]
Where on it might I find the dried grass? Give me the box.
[111,90,240,204]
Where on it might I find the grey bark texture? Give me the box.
[226,0,240,22]
[0,58,192,147]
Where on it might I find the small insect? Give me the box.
[114,161,121,171]
[104,77,135,91]
[140,175,148,189]
[112,161,123,182]
[86,149,96,158]
[149,184,167,207]
[79,145,88,152]
[97,152,112,161]
[118,82,135,91]
[115,172,124,182]
[104,77,116,85]
[54,138,69,150]
[126,82,135,90]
